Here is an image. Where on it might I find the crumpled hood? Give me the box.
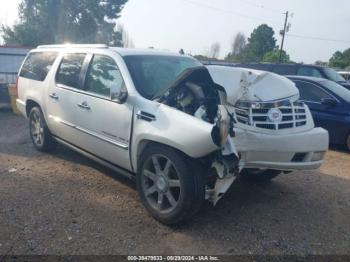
[206,65,299,105]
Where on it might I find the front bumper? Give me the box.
[233,127,329,171]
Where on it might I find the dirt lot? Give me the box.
[0,110,349,255]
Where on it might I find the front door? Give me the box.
[73,54,133,170]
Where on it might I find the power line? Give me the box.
[234,0,284,15]
[180,0,280,24]
[286,33,350,44]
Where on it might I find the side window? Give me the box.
[297,67,323,78]
[272,65,296,75]
[56,53,86,88]
[84,55,124,97]
[294,81,331,102]
[19,52,57,81]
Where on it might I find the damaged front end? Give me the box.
[154,66,241,205]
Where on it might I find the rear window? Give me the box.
[56,53,86,88]
[19,52,57,81]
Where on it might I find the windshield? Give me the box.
[320,80,350,103]
[323,67,345,82]
[123,55,202,99]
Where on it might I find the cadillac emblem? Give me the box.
[267,108,283,123]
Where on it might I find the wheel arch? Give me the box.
[134,139,193,173]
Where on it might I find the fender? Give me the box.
[131,102,219,171]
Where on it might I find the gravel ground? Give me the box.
[0,110,350,255]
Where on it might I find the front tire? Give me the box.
[136,144,204,225]
[240,169,281,182]
[29,106,56,152]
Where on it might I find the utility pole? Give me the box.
[279,11,289,63]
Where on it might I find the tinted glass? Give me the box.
[323,68,345,82]
[297,67,323,78]
[294,81,331,102]
[84,55,124,97]
[124,55,202,99]
[56,53,85,88]
[20,52,57,81]
[272,65,296,75]
[320,80,350,103]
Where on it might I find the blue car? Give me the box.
[288,76,350,151]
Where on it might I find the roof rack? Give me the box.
[37,44,108,49]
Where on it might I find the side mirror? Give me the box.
[321,98,337,107]
[111,84,128,104]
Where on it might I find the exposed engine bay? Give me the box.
[156,67,225,124]
[155,66,240,204]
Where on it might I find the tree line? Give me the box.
[1,1,349,69]
[194,24,350,69]
[0,0,132,47]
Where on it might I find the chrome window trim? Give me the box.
[54,52,127,103]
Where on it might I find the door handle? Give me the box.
[77,101,91,110]
[49,93,59,100]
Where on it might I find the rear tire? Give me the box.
[136,144,204,225]
[240,169,281,182]
[29,106,56,152]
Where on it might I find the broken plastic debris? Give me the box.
[8,168,17,173]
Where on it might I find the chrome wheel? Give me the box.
[30,110,44,147]
[141,154,181,213]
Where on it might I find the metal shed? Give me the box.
[0,46,31,108]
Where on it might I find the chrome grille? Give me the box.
[230,101,307,130]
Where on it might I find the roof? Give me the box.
[110,47,183,57]
[239,62,326,68]
[35,44,184,57]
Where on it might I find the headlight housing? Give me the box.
[211,105,230,147]
[311,151,326,162]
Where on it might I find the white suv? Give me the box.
[16,44,328,224]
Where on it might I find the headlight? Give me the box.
[211,105,230,147]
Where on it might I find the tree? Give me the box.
[225,32,248,62]
[262,49,291,63]
[1,0,128,46]
[179,48,185,55]
[117,24,135,48]
[315,60,328,66]
[329,49,350,69]
[247,24,277,61]
[209,42,221,59]
[231,32,247,57]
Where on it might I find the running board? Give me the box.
[53,136,135,181]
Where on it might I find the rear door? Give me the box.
[72,53,133,170]
[46,53,87,143]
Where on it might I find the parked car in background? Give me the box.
[288,76,350,151]
[338,71,350,81]
[234,63,350,91]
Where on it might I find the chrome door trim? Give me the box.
[48,115,129,150]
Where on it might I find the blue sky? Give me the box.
[2,0,350,63]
